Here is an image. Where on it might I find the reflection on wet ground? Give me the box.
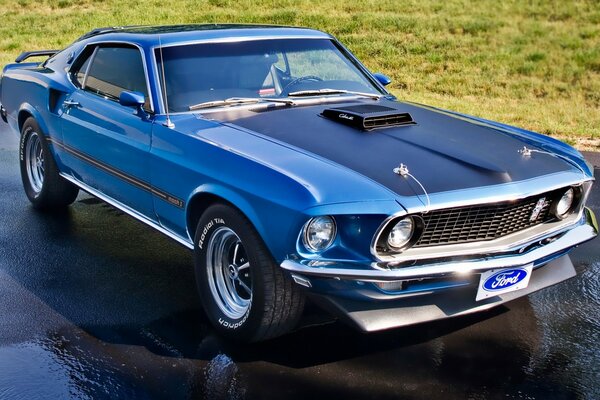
[0,132,599,399]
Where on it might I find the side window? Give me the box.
[78,45,151,111]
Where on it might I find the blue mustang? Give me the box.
[0,25,597,341]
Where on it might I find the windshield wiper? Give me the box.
[189,97,295,111]
[287,89,382,100]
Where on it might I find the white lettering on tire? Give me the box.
[19,127,31,162]
[218,309,250,330]
[198,218,227,250]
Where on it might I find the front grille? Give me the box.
[414,194,555,248]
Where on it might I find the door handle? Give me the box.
[63,100,80,108]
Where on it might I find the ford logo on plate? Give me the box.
[482,268,529,292]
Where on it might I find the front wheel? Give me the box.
[194,204,305,342]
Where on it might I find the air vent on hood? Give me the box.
[321,104,416,130]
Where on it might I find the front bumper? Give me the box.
[310,254,576,332]
[281,207,596,332]
[281,207,597,282]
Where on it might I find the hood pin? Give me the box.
[393,163,410,177]
[519,146,532,157]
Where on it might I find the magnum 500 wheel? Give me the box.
[19,117,79,209]
[194,204,305,342]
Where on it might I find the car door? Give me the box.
[60,43,155,218]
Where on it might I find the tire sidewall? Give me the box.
[194,205,267,340]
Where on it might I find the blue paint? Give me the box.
[0,24,593,306]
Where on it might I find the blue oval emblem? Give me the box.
[483,268,528,292]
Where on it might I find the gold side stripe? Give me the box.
[48,137,184,208]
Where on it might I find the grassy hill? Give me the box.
[0,0,598,150]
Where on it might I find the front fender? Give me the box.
[187,183,269,245]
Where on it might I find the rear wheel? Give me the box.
[194,204,305,342]
[19,117,79,209]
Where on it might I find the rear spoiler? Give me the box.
[15,50,60,63]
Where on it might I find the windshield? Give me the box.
[155,38,383,112]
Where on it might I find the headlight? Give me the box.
[303,216,336,252]
[387,217,415,250]
[555,188,575,218]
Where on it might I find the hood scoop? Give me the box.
[321,104,416,130]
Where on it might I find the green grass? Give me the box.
[0,0,599,150]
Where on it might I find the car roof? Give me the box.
[77,24,332,48]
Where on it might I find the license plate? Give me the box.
[476,264,533,301]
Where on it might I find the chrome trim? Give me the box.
[150,35,330,50]
[384,216,420,251]
[151,36,328,114]
[401,172,592,215]
[81,45,98,89]
[62,100,80,108]
[51,138,184,208]
[371,175,593,262]
[281,214,596,281]
[67,41,155,113]
[149,36,387,115]
[59,172,194,249]
[206,226,252,319]
[291,274,312,288]
[380,214,579,263]
[301,216,337,252]
[186,95,378,116]
[25,131,44,193]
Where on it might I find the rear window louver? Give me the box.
[321,104,416,130]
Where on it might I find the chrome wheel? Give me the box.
[25,131,44,194]
[206,227,252,319]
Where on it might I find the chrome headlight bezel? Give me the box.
[374,215,423,255]
[387,217,415,250]
[556,188,574,217]
[302,216,337,252]
[552,186,581,220]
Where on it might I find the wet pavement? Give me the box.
[0,123,599,400]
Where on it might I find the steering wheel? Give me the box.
[280,75,323,96]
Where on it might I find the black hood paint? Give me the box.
[205,100,571,197]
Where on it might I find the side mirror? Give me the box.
[119,90,145,108]
[373,73,392,86]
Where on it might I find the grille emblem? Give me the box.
[530,197,548,221]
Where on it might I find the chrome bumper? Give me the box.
[281,207,597,282]
[310,254,577,332]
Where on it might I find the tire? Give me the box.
[194,203,305,342]
[19,117,79,209]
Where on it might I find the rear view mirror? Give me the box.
[119,90,145,108]
[373,73,392,86]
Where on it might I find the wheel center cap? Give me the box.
[228,264,238,280]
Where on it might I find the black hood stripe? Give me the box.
[205,99,572,197]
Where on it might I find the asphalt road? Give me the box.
[0,123,599,400]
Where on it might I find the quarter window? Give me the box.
[71,47,94,88]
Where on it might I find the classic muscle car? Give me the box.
[0,24,597,342]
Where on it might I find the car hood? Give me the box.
[203,99,575,198]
